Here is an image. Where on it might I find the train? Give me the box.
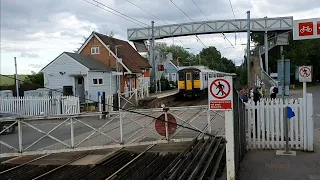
[177,66,236,97]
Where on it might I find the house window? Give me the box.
[93,78,103,85]
[91,47,100,54]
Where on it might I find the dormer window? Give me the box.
[91,47,100,54]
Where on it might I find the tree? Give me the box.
[24,72,44,87]
[155,42,192,65]
[199,46,236,73]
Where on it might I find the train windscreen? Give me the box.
[178,71,185,81]
[193,72,200,80]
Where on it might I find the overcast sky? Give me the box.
[1,0,319,74]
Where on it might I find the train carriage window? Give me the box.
[209,73,213,78]
[186,73,191,80]
[204,74,207,81]
[193,72,200,80]
[178,72,185,81]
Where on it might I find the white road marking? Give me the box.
[64,121,77,126]
[316,114,320,117]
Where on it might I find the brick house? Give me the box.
[77,32,152,92]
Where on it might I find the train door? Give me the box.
[186,72,193,90]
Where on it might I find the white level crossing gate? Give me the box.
[0,106,225,158]
[245,94,314,151]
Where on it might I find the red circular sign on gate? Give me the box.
[155,113,177,136]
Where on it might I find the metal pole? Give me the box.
[225,110,235,180]
[264,30,269,74]
[14,57,19,97]
[247,11,251,89]
[303,81,307,150]
[118,90,123,143]
[115,46,122,93]
[70,118,75,148]
[207,110,211,133]
[284,107,289,153]
[280,46,285,99]
[151,21,157,93]
[115,48,119,92]
[18,120,23,152]
[164,107,169,141]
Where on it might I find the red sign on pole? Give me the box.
[317,21,320,35]
[208,77,233,110]
[155,113,177,136]
[298,22,314,36]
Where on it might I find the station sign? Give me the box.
[208,76,233,110]
[293,18,320,40]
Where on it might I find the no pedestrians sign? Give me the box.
[208,76,233,110]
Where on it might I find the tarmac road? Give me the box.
[0,116,107,154]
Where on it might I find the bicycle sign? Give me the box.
[299,66,312,82]
[299,22,313,36]
[293,18,320,40]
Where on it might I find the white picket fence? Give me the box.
[0,96,80,116]
[245,93,313,151]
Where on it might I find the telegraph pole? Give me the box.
[247,11,251,88]
[14,57,19,97]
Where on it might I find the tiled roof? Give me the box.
[65,52,112,71]
[94,32,151,73]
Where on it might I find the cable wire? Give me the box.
[191,0,234,50]
[169,0,207,48]
[92,0,149,26]
[1,74,214,137]
[82,0,147,27]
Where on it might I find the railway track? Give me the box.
[171,96,208,107]
[0,137,226,180]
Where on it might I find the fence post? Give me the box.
[18,120,23,153]
[70,117,74,148]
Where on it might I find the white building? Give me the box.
[40,52,117,103]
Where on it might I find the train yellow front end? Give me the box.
[177,68,203,97]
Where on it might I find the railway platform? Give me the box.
[138,89,179,108]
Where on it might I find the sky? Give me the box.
[1,0,319,75]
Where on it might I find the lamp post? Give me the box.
[115,45,122,93]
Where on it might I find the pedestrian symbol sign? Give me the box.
[209,76,233,110]
[299,66,312,82]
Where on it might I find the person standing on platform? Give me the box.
[270,85,278,99]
